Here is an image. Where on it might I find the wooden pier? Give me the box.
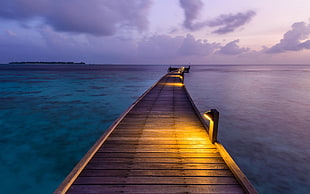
[55,68,257,194]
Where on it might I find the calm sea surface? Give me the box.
[0,64,309,193]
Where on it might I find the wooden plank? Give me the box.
[89,157,225,163]
[79,169,234,177]
[74,176,239,185]
[97,148,219,153]
[67,185,245,194]
[106,137,214,141]
[107,133,210,137]
[85,163,230,170]
[94,152,222,158]
[101,144,217,149]
[103,140,213,145]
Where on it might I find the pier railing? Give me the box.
[204,109,219,143]
[183,82,257,194]
[202,109,256,193]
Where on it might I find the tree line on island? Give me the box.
[9,61,86,64]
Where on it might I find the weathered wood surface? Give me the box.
[57,72,255,194]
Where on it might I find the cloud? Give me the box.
[178,34,220,56]
[0,28,222,64]
[267,21,310,53]
[2,25,310,64]
[0,0,152,36]
[0,29,48,62]
[179,0,205,30]
[131,34,219,63]
[208,11,256,34]
[5,30,17,37]
[217,39,249,55]
[137,35,183,60]
[178,0,255,34]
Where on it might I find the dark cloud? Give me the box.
[0,29,50,62]
[0,29,222,63]
[137,35,183,60]
[208,11,256,34]
[178,34,220,56]
[0,0,151,36]
[179,0,205,30]
[267,21,310,53]
[178,0,255,33]
[217,39,249,55]
[133,34,219,63]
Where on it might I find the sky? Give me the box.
[0,0,310,64]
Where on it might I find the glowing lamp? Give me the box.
[204,111,214,121]
[204,109,219,143]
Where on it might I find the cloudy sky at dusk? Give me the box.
[1,0,310,64]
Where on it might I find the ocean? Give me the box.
[0,64,309,193]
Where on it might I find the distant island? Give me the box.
[9,61,86,64]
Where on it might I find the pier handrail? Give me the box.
[202,110,257,193]
[204,109,219,143]
[215,142,258,194]
[183,85,257,194]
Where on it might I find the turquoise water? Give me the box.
[0,64,309,193]
[0,65,165,194]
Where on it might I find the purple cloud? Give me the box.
[137,35,183,60]
[0,0,151,36]
[217,39,249,55]
[208,11,256,34]
[0,30,49,62]
[179,0,205,30]
[178,34,220,56]
[0,29,222,64]
[267,21,310,53]
[178,0,255,33]
[5,30,17,37]
[132,34,219,63]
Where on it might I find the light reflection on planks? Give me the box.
[64,73,246,194]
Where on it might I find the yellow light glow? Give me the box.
[167,75,182,78]
[164,83,184,87]
[204,113,213,121]
[176,125,214,145]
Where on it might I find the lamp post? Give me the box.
[204,109,219,144]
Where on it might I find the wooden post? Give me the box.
[204,109,219,143]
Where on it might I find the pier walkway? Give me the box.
[55,69,257,193]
